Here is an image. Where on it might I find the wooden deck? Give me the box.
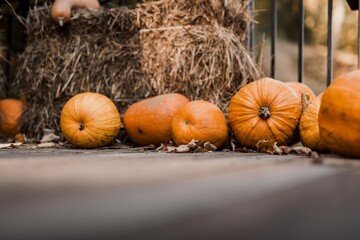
[0,148,360,240]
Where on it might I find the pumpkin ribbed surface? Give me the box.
[285,82,316,103]
[299,93,328,152]
[124,93,189,146]
[60,92,121,148]
[171,100,228,148]
[319,70,360,157]
[228,78,302,148]
[0,99,24,137]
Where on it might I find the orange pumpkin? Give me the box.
[171,100,228,148]
[285,82,316,103]
[319,70,360,157]
[0,99,24,137]
[51,0,100,26]
[299,93,328,152]
[124,93,189,146]
[228,78,302,148]
[60,92,121,148]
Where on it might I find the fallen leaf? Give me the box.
[37,142,56,148]
[256,139,282,155]
[15,133,26,143]
[0,143,22,149]
[204,142,217,151]
[174,144,191,153]
[40,132,60,143]
[235,147,256,153]
[230,138,237,151]
[279,146,292,155]
[291,146,312,155]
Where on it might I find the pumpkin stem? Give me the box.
[258,106,271,120]
[79,122,85,131]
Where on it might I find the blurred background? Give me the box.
[256,0,358,95]
[0,0,358,97]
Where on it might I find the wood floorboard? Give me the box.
[0,150,358,239]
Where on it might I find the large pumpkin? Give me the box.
[60,92,121,148]
[285,82,316,103]
[299,93,328,152]
[124,93,189,146]
[0,99,24,137]
[171,100,228,148]
[319,70,360,157]
[228,78,302,148]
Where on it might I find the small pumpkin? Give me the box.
[228,78,302,148]
[299,93,328,152]
[319,70,360,157]
[60,92,121,148]
[51,0,100,26]
[0,99,24,137]
[124,93,189,146]
[171,100,228,148]
[285,82,316,103]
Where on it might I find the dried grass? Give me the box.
[14,0,262,140]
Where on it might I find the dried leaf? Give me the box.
[234,147,255,153]
[279,146,292,155]
[230,138,237,151]
[165,139,217,153]
[194,146,208,153]
[0,143,22,149]
[166,146,178,152]
[291,146,312,155]
[40,132,61,143]
[204,142,217,151]
[37,142,56,148]
[256,139,282,155]
[187,139,199,150]
[15,133,26,143]
[175,144,191,153]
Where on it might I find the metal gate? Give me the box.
[247,0,360,86]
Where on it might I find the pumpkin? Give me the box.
[228,78,302,148]
[299,93,328,152]
[60,92,121,148]
[285,82,316,103]
[124,93,189,146]
[171,100,228,148]
[319,69,360,157]
[0,99,24,137]
[51,0,100,26]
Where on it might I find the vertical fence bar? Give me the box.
[298,0,304,83]
[271,0,277,78]
[327,0,333,86]
[5,15,13,89]
[358,0,360,69]
[247,0,255,53]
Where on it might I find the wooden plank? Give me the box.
[0,152,307,195]
[0,151,352,240]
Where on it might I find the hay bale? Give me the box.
[137,0,249,41]
[14,0,262,140]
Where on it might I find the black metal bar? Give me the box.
[247,0,255,53]
[5,15,13,92]
[298,0,304,83]
[327,0,333,86]
[271,0,277,78]
[358,0,360,69]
